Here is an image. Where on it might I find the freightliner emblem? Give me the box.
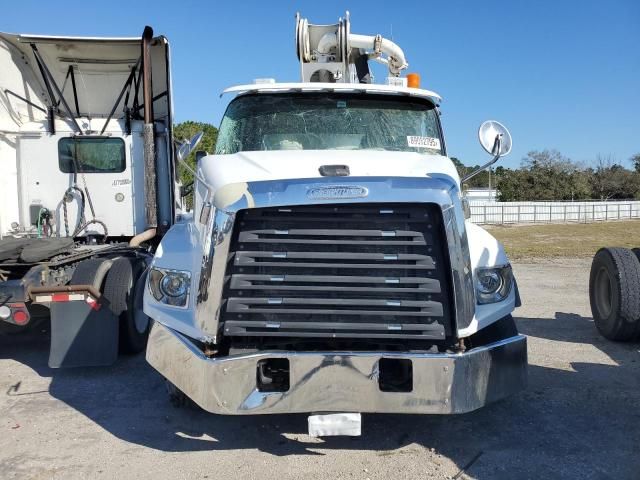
[307,185,369,200]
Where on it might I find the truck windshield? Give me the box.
[58,137,126,174]
[215,93,443,154]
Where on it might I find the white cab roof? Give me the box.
[222,82,442,104]
[0,31,170,120]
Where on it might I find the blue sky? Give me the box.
[3,0,639,168]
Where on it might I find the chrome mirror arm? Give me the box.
[461,135,502,184]
[176,152,214,192]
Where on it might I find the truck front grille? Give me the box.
[220,204,452,340]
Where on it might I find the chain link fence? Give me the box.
[469,200,640,225]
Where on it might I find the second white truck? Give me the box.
[0,26,198,367]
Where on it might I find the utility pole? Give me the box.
[488,167,492,200]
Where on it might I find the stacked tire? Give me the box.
[589,247,640,341]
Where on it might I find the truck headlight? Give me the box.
[148,268,191,307]
[475,265,513,304]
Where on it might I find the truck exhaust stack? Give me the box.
[142,26,158,232]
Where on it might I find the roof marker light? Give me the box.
[406,73,420,89]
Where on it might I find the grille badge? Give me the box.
[307,185,369,200]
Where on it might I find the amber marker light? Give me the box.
[406,73,421,88]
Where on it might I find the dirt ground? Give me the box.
[1,259,639,479]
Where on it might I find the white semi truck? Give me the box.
[0,27,197,367]
[144,13,527,434]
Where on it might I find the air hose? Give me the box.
[60,149,108,242]
[37,208,52,237]
[62,186,85,237]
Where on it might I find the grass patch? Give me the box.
[484,220,640,260]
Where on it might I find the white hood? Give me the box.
[199,150,461,191]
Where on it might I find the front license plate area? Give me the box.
[308,413,361,437]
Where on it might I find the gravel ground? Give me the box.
[1,259,639,480]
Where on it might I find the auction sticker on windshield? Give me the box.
[407,136,441,150]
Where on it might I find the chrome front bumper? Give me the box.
[146,322,527,415]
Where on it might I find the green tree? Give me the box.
[173,121,218,209]
[631,153,640,173]
[496,150,592,201]
[495,168,526,201]
[589,154,640,200]
[173,121,218,186]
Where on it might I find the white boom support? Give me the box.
[295,11,408,83]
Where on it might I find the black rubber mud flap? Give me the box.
[48,300,119,368]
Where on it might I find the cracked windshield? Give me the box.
[215,93,442,154]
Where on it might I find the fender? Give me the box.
[460,221,517,337]
[142,221,212,342]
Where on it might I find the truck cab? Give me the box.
[144,13,526,432]
[0,27,179,367]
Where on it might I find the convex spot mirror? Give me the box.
[177,131,204,162]
[461,120,513,184]
[478,120,512,157]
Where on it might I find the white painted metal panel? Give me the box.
[16,120,144,237]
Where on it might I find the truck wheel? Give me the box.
[102,257,151,354]
[70,258,113,289]
[589,247,640,341]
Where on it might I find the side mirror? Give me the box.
[180,181,194,198]
[461,120,512,184]
[176,131,204,162]
[478,120,512,157]
[195,150,208,165]
[174,133,213,192]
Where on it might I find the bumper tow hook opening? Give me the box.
[257,358,290,392]
[378,358,413,392]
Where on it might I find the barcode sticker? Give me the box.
[407,136,441,150]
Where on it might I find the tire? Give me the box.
[70,258,113,289]
[102,257,151,354]
[589,247,640,341]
